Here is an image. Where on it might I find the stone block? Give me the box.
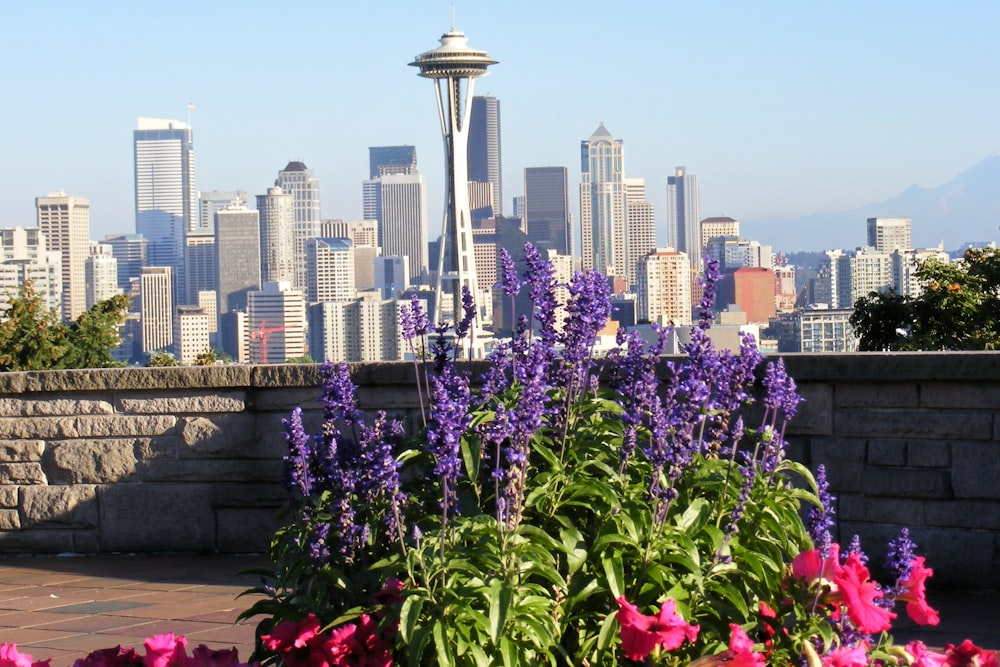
[951,441,1000,500]
[906,440,951,468]
[21,485,98,527]
[0,440,44,462]
[138,458,281,483]
[0,510,19,530]
[0,415,176,439]
[786,383,832,436]
[97,484,215,552]
[867,439,907,466]
[838,495,924,525]
[862,468,952,498]
[0,397,113,417]
[0,487,17,507]
[0,463,46,485]
[0,529,75,554]
[216,507,280,552]
[116,392,247,415]
[46,440,138,484]
[909,526,997,588]
[925,500,1000,530]
[835,383,918,409]
[72,530,101,553]
[178,415,264,458]
[136,436,178,460]
[921,382,1000,409]
[251,387,325,412]
[834,410,992,440]
[808,438,867,493]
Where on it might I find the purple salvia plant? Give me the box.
[355,412,408,543]
[425,365,472,530]
[307,521,331,566]
[885,527,918,598]
[499,248,521,298]
[454,285,476,342]
[522,243,559,346]
[844,534,869,565]
[281,406,313,503]
[715,462,756,562]
[807,464,836,559]
[400,293,431,426]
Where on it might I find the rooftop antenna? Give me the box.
[450,3,455,31]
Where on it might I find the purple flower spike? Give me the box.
[281,407,313,500]
[498,248,521,298]
[808,464,836,559]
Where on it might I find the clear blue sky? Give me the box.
[4,1,998,252]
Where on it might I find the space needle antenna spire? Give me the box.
[410,22,497,358]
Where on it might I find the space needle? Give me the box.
[410,23,497,358]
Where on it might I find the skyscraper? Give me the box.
[85,243,119,309]
[580,124,627,280]
[469,95,502,216]
[363,173,428,283]
[666,166,701,273]
[306,237,356,303]
[276,162,321,291]
[637,248,692,326]
[411,26,496,356]
[134,118,195,300]
[524,167,571,255]
[214,203,261,317]
[257,187,296,285]
[184,227,216,306]
[35,191,90,320]
[104,234,148,293]
[369,146,417,178]
[0,227,62,315]
[140,266,174,354]
[198,191,247,231]
[867,217,912,253]
[247,282,306,364]
[625,178,655,291]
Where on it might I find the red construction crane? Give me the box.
[250,320,289,364]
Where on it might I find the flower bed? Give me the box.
[235,248,997,666]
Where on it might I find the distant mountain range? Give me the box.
[746,153,1000,254]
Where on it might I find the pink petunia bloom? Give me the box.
[907,641,951,667]
[615,597,700,661]
[188,645,252,667]
[326,614,393,667]
[142,634,189,667]
[687,624,764,667]
[821,643,870,667]
[792,543,843,584]
[944,640,999,667]
[829,553,896,634]
[261,615,329,667]
[897,557,940,626]
[0,644,49,667]
[73,646,143,667]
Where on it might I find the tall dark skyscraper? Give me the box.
[666,166,701,272]
[369,146,417,178]
[524,167,571,255]
[468,96,502,216]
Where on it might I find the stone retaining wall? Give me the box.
[0,355,997,587]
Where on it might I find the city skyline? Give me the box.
[4,2,1000,253]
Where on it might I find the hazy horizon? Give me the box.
[5,1,998,254]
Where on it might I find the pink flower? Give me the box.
[829,553,895,634]
[792,543,843,583]
[944,640,999,667]
[821,643,870,667]
[688,624,764,667]
[142,634,189,667]
[615,597,700,661]
[326,614,393,667]
[188,646,250,667]
[73,646,143,667]
[261,615,329,667]
[0,644,49,667]
[898,556,940,626]
[907,641,951,667]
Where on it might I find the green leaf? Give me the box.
[399,594,424,642]
[601,552,625,598]
[461,434,482,486]
[433,618,455,667]
[488,579,512,643]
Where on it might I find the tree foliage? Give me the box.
[147,351,180,367]
[851,247,1000,350]
[0,282,129,371]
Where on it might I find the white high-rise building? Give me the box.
[849,247,893,305]
[198,191,247,231]
[140,266,174,354]
[306,238,356,303]
[867,217,912,254]
[308,292,403,363]
[637,248,693,326]
[893,246,950,298]
[0,227,61,315]
[701,217,740,247]
[580,124,627,280]
[813,249,850,309]
[625,178,655,291]
[257,187,296,286]
[173,305,210,364]
[666,167,701,273]
[36,191,90,320]
[276,162,321,291]
[363,173,428,283]
[134,118,195,298]
[85,243,119,309]
[320,219,379,248]
[247,281,306,364]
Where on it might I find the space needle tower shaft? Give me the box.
[410,26,497,358]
